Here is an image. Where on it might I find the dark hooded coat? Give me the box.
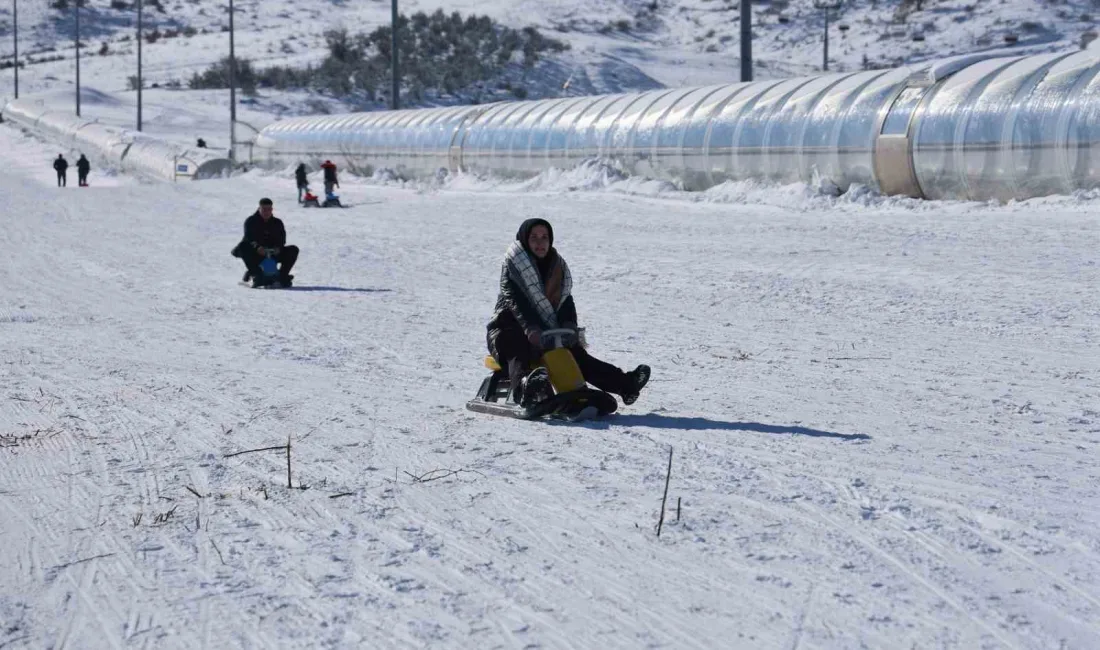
[486,218,577,353]
[321,161,338,186]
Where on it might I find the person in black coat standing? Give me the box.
[76,154,91,187]
[486,218,650,406]
[231,198,299,287]
[53,154,68,187]
[295,163,309,203]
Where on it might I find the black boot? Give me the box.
[621,365,650,405]
[513,367,551,407]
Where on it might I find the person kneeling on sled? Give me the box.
[231,198,299,287]
[486,218,650,407]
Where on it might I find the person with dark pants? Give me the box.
[76,154,91,187]
[490,326,636,401]
[295,163,309,203]
[486,218,650,407]
[231,198,299,288]
[53,154,68,187]
[321,160,339,195]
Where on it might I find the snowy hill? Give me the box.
[2,0,1099,113]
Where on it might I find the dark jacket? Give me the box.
[53,157,68,172]
[486,265,577,350]
[233,211,287,257]
[295,165,308,188]
[486,218,577,352]
[322,162,338,185]
[77,156,90,174]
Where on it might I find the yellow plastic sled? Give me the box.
[467,329,617,421]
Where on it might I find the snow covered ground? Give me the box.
[2,116,1099,648]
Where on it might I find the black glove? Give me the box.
[526,329,543,349]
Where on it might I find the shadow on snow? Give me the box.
[287,286,393,293]
[553,412,871,440]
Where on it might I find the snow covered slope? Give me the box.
[2,115,1099,647]
[2,0,1100,112]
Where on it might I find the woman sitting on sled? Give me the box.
[486,218,650,407]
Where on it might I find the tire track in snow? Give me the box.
[67,381,278,649]
[188,464,216,650]
[54,544,130,650]
[909,494,1100,620]
[794,502,1023,650]
[8,374,172,648]
[57,423,130,650]
[1,399,113,645]
[378,425,795,649]
[647,430,1027,646]
[835,469,1100,633]
[2,494,118,649]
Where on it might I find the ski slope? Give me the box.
[1,122,1099,649]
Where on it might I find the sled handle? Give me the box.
[541,328,581,350]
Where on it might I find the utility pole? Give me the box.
[813,0,842,72]
[137,0,142,130]
[740,0,752,82]
[12,0,17,99]
[75,0,81,116]
[228,0,236,161]
[390,0,399,110]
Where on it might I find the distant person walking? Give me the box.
[295,163,309,203]
[76,154,91,187]
[196,137,207,149]
[53,154,68,187]
[321,160,339,195]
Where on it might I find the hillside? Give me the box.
[1,0,1098,112]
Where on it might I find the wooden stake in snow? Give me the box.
[224,445,287,458]
[656,445,673,538]
[223,436,295,489]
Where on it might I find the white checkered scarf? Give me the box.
[504,240,572,330]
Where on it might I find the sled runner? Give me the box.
[466,328,617,421]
